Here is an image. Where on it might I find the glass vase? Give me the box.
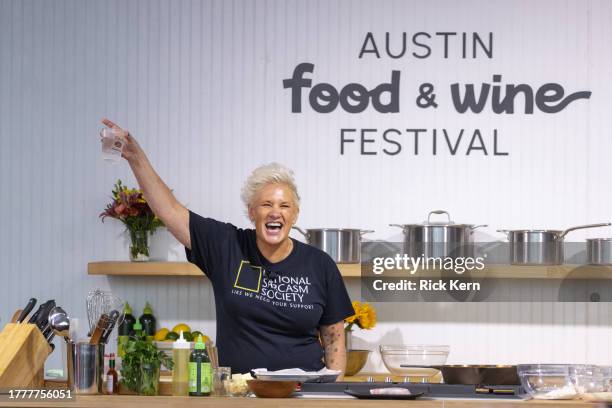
[139,362,160,396]
[345,329,353,351]
[129,230,150,262]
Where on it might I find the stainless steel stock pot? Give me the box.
[292,227,374,263]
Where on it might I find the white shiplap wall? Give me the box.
[1,0,612,372]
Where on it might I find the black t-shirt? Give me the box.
[185,211,355,374]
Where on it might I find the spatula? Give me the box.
[89,313,110,345]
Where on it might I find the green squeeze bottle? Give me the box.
[117,302,136,357]
[188,335,212,396]
[139,301,156,342]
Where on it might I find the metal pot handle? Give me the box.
[360,230,375,236]
[560,222,612,238]
[389,224,405,230]
[470,224,488,230]
[496,229,510,241]
[427,210,453,224]
[291,226,309,240]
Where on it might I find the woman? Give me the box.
[101,118,354,376]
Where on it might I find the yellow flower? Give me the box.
[357,302,377,330]
[345,301,377,330]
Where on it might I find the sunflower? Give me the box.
[344,300,377,331]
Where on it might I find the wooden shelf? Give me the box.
[88,261,362,277]
[88,262,612,279]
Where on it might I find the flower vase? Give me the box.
[129,230,150,262]
[344,330,370,376]
[345,329,353,351]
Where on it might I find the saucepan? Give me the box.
[497,223,611,265]
[292,227,374,263]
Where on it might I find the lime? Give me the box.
[165,331,179,341]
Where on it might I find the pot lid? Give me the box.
[504,229,563,234]
[393,210,479,228]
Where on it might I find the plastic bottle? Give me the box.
[172,331,191,396]
[188,335,212,396]
[139,301,156,342]
[132,320,144,339]
[117,302,136,358]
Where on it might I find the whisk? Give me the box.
[86,289,123,335]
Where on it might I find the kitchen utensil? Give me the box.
[99,310,119,344]
[251,368,341,383]
[68,342,104,394]
[34,300,56,333]
[292,227,374,263]
[85,289,122,336]
[89,314,110,345]
[390,210,486,260]
[586,238,612,265]
[41,306,66,340]
[498,223,611,265]
[16,298,37,323]
[48,307,71,343]
[517,364,578,400]
[400,365,520,385]
[10,310,22,323]
[28,299,55,327]
[379,345,449,378]
[343,388,425,400]
[247,379,298,398]
[345,350,370,376]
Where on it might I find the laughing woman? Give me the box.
[101,118,354,377]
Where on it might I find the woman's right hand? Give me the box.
[101,118,143,162]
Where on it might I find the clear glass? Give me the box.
[213,367,231,396]
[379,345,449,377]
[100,128,124,162]
[139,363,160,396]
[517,364,577,400]
[129,230,150,262]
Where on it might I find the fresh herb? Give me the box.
[120,333,173,395]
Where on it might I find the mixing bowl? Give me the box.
[517,364,578,400]
[380,345,449,377]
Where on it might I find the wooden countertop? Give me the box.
[0,395,599,408]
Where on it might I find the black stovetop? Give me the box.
[299,382,526,400]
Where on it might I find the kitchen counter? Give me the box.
[0,395,601,408]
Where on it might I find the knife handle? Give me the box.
[100,310,120,344]
[17,298,37,323]
[89,314,110,345]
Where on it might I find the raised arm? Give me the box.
[101,118,191,249]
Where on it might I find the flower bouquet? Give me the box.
[343,301,377,376]
[100,180,164,261]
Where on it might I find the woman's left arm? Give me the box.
[319,321,346,380]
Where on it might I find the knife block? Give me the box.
[0,323,51,388]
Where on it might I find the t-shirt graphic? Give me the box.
[233,261,262,292]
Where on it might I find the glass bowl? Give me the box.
[379,345,449,377]
[517,364,578,400]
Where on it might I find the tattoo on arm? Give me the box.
[319,321,346,379]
